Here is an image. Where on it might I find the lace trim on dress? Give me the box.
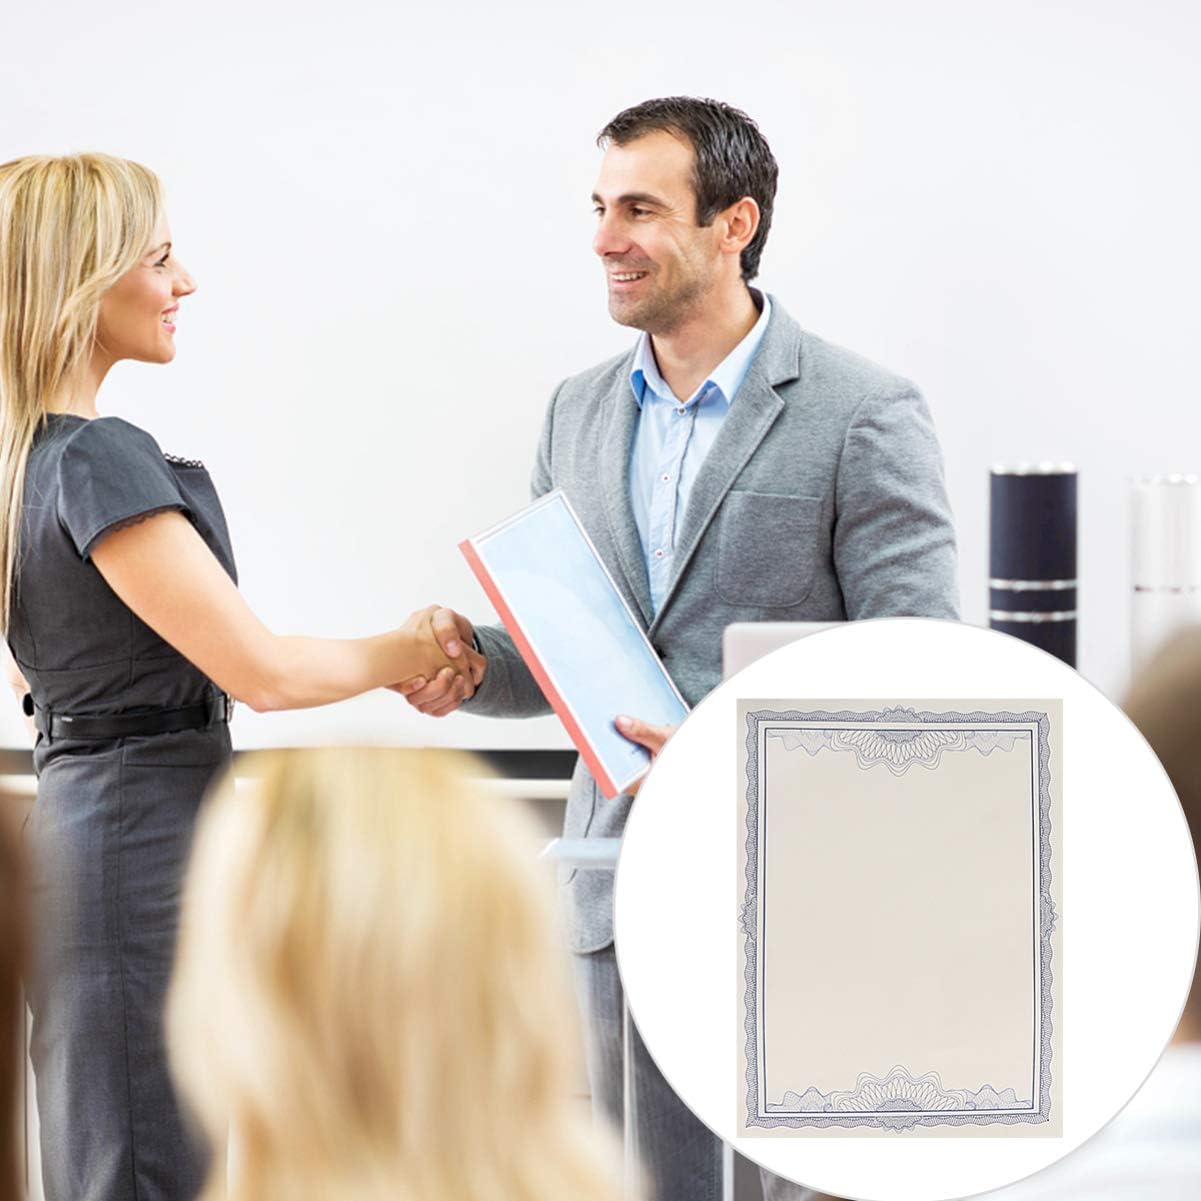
[103,506,186,537]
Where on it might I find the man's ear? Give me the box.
[720,197,760,258]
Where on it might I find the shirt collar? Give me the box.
[630,290,772,410]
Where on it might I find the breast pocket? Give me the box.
[715,491,825,607]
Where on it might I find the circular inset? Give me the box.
[614,619,1198,1200]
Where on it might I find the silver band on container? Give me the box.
[990,461,1077,476]
[989,578,1077,592]
[990,610,1078,623]
[1134,472,1200,487]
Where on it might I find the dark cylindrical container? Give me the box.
[989,463,1078,666]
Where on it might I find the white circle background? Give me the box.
[613,619,1200,1200]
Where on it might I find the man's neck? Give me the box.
[649,284,760,402]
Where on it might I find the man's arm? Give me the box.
[833,384,960,620]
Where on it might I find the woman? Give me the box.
[0,153,483,1201]
[167,747,624,1201]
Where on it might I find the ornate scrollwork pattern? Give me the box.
[766,1066,1031,1132]
[742,705,1056,1131]
[766,708,1029,776]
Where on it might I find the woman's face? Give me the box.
[95,215,196,366]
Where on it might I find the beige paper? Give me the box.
[738,699,1062,1137]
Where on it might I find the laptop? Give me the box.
[721,621,841,679]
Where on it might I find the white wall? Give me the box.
[3,0,1199,749]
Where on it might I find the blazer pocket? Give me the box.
[715,491,824,607]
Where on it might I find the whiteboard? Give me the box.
[2,0,1198,749]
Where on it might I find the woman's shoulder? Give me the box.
[37,413,170,475]
[37,415,189,559]
[52,413,163,450]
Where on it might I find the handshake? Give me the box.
[392,606,485,717]
[391,605,676,794]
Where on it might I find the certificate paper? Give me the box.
[739,700,1062,1137]
[460,491,688,798]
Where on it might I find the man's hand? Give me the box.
[615,714,678,797]
[394,607,486,718]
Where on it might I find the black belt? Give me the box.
[25,692,232,741]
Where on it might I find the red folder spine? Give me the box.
[458,537,626,798]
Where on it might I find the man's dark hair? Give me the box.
[598,96,778,282]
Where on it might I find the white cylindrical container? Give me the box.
[1131,474,1201,675]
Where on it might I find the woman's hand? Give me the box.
[396,606,485,697]
[392,607,487,717]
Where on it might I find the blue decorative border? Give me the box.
[742,706,1056,1131]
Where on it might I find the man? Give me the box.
[402,97,959,1200]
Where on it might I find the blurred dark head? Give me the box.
[1124,627,1201,1032]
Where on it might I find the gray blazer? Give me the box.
[466,295,959,952]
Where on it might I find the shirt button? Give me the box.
[661,473,670,483]
[677,406,686,415]
[655,549,665,559]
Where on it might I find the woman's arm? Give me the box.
[90,510,477,712]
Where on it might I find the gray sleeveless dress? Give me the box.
[7,413,237,1201]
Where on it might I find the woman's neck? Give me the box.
[45,352,112,418]
[45,395,99,418]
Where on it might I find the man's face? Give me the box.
[591,129,724,334]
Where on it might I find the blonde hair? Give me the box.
[0,153,163,628]
[167,748,623,1201]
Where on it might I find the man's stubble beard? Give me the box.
[608,268,713,338]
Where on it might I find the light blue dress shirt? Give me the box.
[629,294,772,615]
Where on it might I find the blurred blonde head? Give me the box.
[0,811,27,1201]
[0,152,164,627]
[167,747,622,1201]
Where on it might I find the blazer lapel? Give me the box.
[599,372,655,627]
[651,302,803,627]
